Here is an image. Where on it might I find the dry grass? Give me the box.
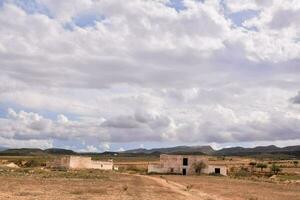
[0,170,184,200]
[1,156,299,200]
[162,175,300,200]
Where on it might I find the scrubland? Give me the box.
[0,156,299,200]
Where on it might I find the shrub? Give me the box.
[270,163,281,175]
[24,160,41,168]
[209,172,222,176]
[234,169,251,178]
[126,165,147,173]
[122,185,128,191]
[249,162,257,173]
[256,163,267,172]
[193,161,207,174]
[185,184,193,191]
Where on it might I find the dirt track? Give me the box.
[134,174,224,200]
[164,175,300,200]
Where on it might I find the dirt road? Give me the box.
[133,174,225,200]
[164,175,300,200]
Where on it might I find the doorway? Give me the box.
[182,168,187,175]
[215,168,220,174]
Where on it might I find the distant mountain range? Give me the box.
[124,145,215,155]
[0,146,8,152]
[0,148,76,156]
[0,145,299,158]
[213,145,300,156]
[124,145,300,157]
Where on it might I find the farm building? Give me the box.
[47,156,114,170]
[148,154,227,176]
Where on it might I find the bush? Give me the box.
[185,184,193,191]
[256,163,267,172]
[24,159,41,168]
[270,163,281,175]
[209,172,223,176]
[234,169,251,178]
[126,165,147,173]
[193,161,207,174]
[122,185,128,191]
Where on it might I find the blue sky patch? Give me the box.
[73,13,105,28]
[166,0,186,12]
[228,9,260,27]
[6,0,51,16]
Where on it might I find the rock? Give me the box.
[6,163,20,168]
[270,175,277,179]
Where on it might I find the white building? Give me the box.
[148,154,227,176]
[48,156,114,170]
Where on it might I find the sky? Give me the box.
[0,0,300,152]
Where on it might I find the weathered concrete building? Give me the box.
[148,154,227,176]
[48,156,113,170]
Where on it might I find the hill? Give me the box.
[124,145,215,155]
[0,148,76,156]
[0,148,45,156]
[0,146,8,152]
[214,145,300,157]
[44,148,76,155]
[0,145,299,158]
[124,145,300,158]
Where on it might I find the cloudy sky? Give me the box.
[0,0,300,152]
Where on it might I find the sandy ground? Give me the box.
[0,172,300,200]
[163,175,300,200]
[0,173,186,200]
[135,174,223,200]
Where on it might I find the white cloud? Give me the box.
[37,0,93,22]
[117,147,125,152]
[0,0,300,148]
[100,143,110,152]
[85,145,98,152]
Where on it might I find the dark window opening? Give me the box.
[182,168,187,175]
[215,168,221,174]
[183,158,188,166]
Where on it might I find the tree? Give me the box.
[249,162,257,172]
[256,163,267,172]
[270,163,281,175]
[293,161,299,167]
[193,161,207,174]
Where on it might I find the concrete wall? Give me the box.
[148,154,227,176]
[69,156,92,169]
[47,156,70,169]
[148,164,168,173]
[203,165,227,176]
[48,156,113,170]
[69,156,113,170]
[160,154,209,175]
[90,160,113,170]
